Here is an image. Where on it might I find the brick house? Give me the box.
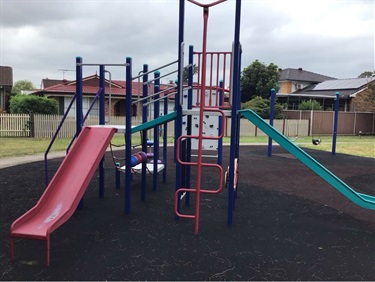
[277,68,375,111]
[0,66,13,112]
[34,75,176,117]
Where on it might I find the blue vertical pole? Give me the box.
[175,0,185,217]
[228,0,242,226]
[234,46,243,202]
[153,71,160,191]
[124,57,132,214]
[76,57,83,136]
[332,91,340,155]
[99,65,106,198]
[267,88,276,157]
[141,64,149,201]
[163,83,168,183]
[76,57,84,210]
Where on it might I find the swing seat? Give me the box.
[312,138,321,145]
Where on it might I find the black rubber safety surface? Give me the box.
[0,145,374,280]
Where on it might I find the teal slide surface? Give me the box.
[238,109,375,210]
[130,111,177,134]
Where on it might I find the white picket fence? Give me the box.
[0,114,136,138]
[0,114,31,137]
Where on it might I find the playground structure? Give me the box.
[9,0,375,267]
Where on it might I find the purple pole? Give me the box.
[267,88,276,157]
[124,57,132,214]
[331,91,340,155]
[99,65,105,198]
[227,0,242,226]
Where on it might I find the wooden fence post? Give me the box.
[30,113,35,137]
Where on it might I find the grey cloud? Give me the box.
[1,0,373,87]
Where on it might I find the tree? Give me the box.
[298,100,321,110]
[240,60,280,102]
[351,82,375,112]
[241,96,284,119]
[10,95,58,114]
[5,80,35,111]
[11,80,35,96]
[182,64,198,82]
[358,71,374,78]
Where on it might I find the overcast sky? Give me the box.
[0,0,374,88]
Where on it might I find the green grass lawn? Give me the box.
[0,134,374,159]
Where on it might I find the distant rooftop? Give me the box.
[42,78,70,89]
[313,77,375,90]
[279,68,336,83]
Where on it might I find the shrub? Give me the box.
[241,96,284,119]
[298,100,321,110]
[9,95,58,114]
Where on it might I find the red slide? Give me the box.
[10,126,116,266]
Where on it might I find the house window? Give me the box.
[64,97,99,117]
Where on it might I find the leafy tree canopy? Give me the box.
[11,80,35,96]
[240,60,280,102]
[183,64,198,82]
[10,95,58,114]
[241,96,284,119]
[351,81,375,112]
[358,71,374,78]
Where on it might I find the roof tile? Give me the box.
[279,68,335,83]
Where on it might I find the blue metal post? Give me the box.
[141,64,149,201]
[332,91,340,155]
[76,57,84,210]
[234,46,243,203]
[76,57,83,136]
[227,0,242,226]
[124,57,132,214]
[175,0,185,214]
[267,88,276,157]
[153,71,160,191]
[163,83,168,183]
[99,65,106,198]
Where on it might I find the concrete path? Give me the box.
[0,151,67,169]
[0,143,273,169]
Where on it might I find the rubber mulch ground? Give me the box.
[0,145,374,280]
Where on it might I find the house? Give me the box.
[278,68,336,94]
[34,75,176,117]
[277,68,375,111]
[0,66,13,112]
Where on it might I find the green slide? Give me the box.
[238,109,375,210]
[130,111,177,134]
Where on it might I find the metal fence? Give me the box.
[283,110,375,136]
[0,111,373,138]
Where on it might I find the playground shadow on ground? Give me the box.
[0,145,374,280]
